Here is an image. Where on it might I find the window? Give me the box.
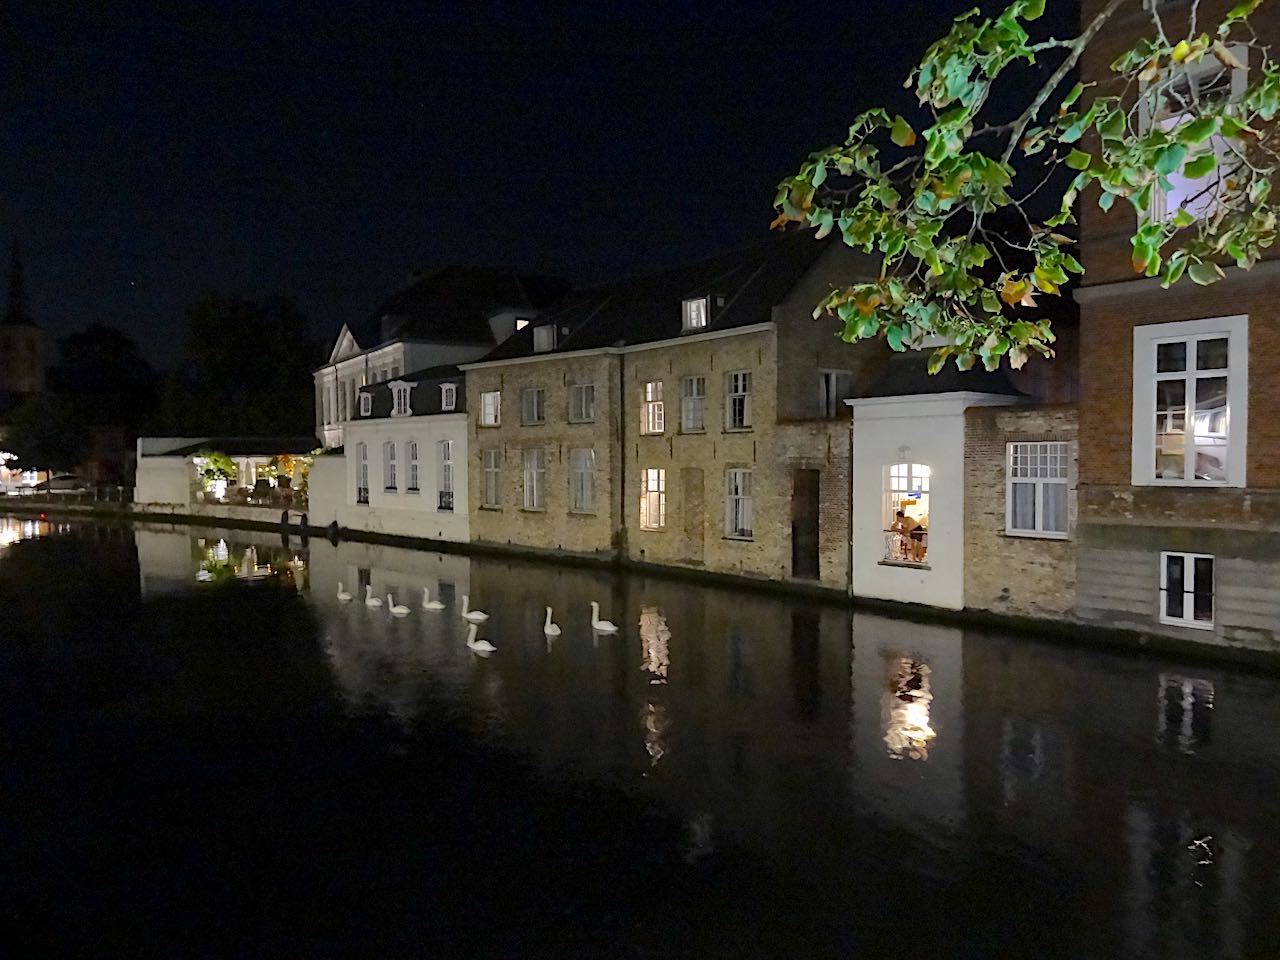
[322,387,330,424]
[1132,316,1247,487]
[725,371,752,429]
[569,383,595,422]
[383,441,397,491]
[521,387,545,425]
[819,370,852,419]
[338,385,347,421]
[407,440,420,492]
[885,462,930,564]
[639,468,666,529]
[642,381,664,434]
[569,448,595,513]
[725,469,753,539]
[682,296,708,331]
[681,376,705,432]
[359,392,372,417]
[480,390,501,426]
[438,440,454,511]
[533,325,556,352]
[356,442,369,503]
[391,365,399,379]
[441,383,457,411]
[515,317,530,331]
[392,384,411,416]
[481,449,501,507]
[523,448,546,509]
[1160,552,1214,629]
[1007,441,1070,537]
[1141,47,1247,223]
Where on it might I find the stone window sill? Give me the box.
[478,505,502,512]
[1003,530,1070,541]
[723,535,754,542]
[520,507,546,513]
[722,427,753,434]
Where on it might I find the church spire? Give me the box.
[4,240,36,326]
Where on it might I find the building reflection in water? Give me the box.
[883,657,936,761]
[0,515,61,548]
[642,701,669,767]
[639,605,670,685]
[1157,673,1214,755]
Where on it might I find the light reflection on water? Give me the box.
[8,518,1280,958]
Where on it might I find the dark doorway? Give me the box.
[791,468,820,579]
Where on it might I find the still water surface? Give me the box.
[3,516,1279,958]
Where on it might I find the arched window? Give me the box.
[885,462,930,564]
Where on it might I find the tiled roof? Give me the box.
[354,365,466,420]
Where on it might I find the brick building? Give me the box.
[1073,0,1280,649]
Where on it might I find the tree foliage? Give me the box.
[1,393,92,474]
[775,0,1280,372]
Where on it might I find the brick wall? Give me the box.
[964,405,1078,618]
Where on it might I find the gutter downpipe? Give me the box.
[617,352,626,563]
[847,404,855,597]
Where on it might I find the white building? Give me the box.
[314,266,562,448]
[308,365,471,543]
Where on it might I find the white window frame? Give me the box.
[407,440,420,492]
[642,381,665,435]
[355,442,369,503]
[681,376,705,432]
[569,383,595,423]
[682,296,708,331]
[521,387,545,425]
[522,447,546,509]
[569,447,595,513]
[358,392,372,417]
[639,468,666,530]
[481,448,501,508]
[441,383,457,412]
[1006,441,1070,538]
[1159,551,1215,630]
[438,440,454,511]
[1131,315,1247,488]
[533,325,556,352]
[480,390,501,427]
[725,371,752,430]
[391,383,411,417]
[383,441,397,492]
[725,468,753,539]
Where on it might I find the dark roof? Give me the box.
[152,437,320,458]
[856,353,1026,398]
[477,231,832,362]
[355,365,465,420]
[348,267,568,349]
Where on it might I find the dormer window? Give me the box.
[533,325,556,353]
[358,392,372,417]
[683,296,708,331]
[392,384,411,417]
[441,383,457,411]
[515,317,530,331]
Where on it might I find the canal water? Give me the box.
[3,516,1278,958]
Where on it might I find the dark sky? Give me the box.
[1,0,1077,368]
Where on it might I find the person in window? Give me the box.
[891,510,927,562]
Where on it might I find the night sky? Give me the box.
[1,1,1077,368]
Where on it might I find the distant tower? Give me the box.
[0,241,46,394]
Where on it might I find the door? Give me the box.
[791,469,820,579]
[681,467,704,564]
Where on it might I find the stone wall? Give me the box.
[964,405,1078,618]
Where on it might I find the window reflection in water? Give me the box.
[0,516,56,548]
[883,657,936,761]
[642,701,669,767]
[1157,674,1213,754]
[1000,717,1045,804]
[639,605,670,685]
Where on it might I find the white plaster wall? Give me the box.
[307,455,346,527]
[134,457,193,506]
[848,393,1016,610]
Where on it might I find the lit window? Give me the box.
[358,392,372,417]
[1007,441,1070,537]
[521,387,545,425]
[569,448,595,513]
[481,449,501,507]
[533,325,556,352]
[640,468,666,530]
[523,448,546,508]
[885,462,930,564]
[725,371,752,430]
[1133,316,1246,487]
[725,469,753,539]
[515,317,530,331]
[1160,552,1214,629]
[392,384,411,416]
[682,296,708,331]
[438,440,454,511]
[355,442,369,503]
[681,376,705,432]
[642,381,664,434]
[407,440,420,492]
[1156,673,1214,753]
[819,370,852,419]
[383,441,397,491]
[441,383,457,411]
[569,383,595,422]
[480,390,501,426]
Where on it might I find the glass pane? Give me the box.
[1157,341,1187,373]
[1155,380,1187,479]
[1193,557,1214,622]
[1011,482,1035,530]
[1196,338,1228,371]
[1193,377,1228,482]
[1043,482,1068,533]
[1165,555,1185,619]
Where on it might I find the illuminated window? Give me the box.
[642,381,664,434]
[724,469,753,539]
[480,390,501,426]
[725,371,751,429]
[440,383,457,411]
[1007,441,1070,537]
[438,440,454,511]
[523,448,546,509]
[885,462,930,564]
[569,448,595,513]
[681,376,705,432]
[1160,552,1214,629]
[355,442,369,503]
[640,468,666,530]
[682,296,708,331]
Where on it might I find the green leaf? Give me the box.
[1155,143,1188,177]
[1188,261,1224,285]
[1180,116,1219,144]
[1059,82,1084,112]
[927,348,952,375]
[1021,0,1045,20]
[1172,208,1197,228]
[891,115,916,147]
[811,160,828,188]
[886,324,910,352]
[1065,149,1092,170]
[1226,0,1262,23]
[1182,152,1218,180]
[1098,190,1115,212]
[1250,179,1271,203]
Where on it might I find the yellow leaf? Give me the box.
[1000,277,1031,306]
[1213,40,1245,70]
[1138,58,1160,84]
[1172,40,1191,63]
[1033,267,1059,295]
[769,213,790,231]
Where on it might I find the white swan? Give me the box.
[336,582,352,602]
[465,622,496,654]
[422,587,445,611]
[543,606,561,637]
[364,585,383,608]
[590,601,619,634]
[460,595,489,623]
[387,593,410,617]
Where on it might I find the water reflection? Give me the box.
[883,657,936,761]
[0,515,67,547]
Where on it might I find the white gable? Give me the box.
[328,325,364,364]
